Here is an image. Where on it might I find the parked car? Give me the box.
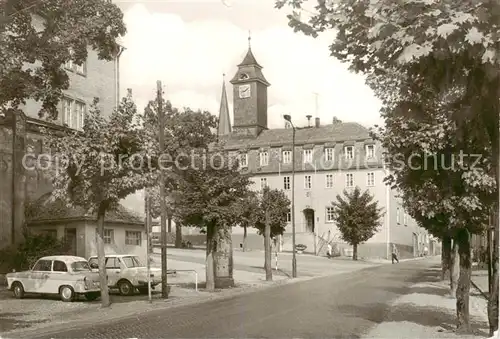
[88,254,161,296]
[6,255,101,302]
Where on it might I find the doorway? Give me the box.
[64,228,77,255]
[303,208,315,233]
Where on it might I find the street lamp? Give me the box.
[283,114,297,278]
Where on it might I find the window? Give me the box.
[324,148,334,162]
[366,144,375,159]
[105,257,120,269]
[403,212,408,226]
[75,101,85,130]
[121,256,142,268]
[62,97,73,126]
[64,49,86,75]
[95,228,114,244]
[346,173,354,187]
[303,149,312,163]
[304,175,312,189]
[61,97,86,130]
[286,209,291,222]
[260,177,267,190]
[367,172,375,186]
[397,208,401,224]
[344,146,354,159]
[239,153,248,167]
[43,229,57,238]
[326,206,335,222]
[283,176,290,190]
[53,260,68,272]
[32,260,52,271]
[282,150,292,164]
[125,231,142,245]
[326,174,334,188]
[259,151,269,166]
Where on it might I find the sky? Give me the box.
[115,0,383,214]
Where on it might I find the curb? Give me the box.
[5,275,320,339]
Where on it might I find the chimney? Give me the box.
[306,115,312,127]
[315,117,320,128]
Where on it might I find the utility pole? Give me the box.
[157,80,168,298]
[145,189,152,303]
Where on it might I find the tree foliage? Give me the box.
[1,0,126,118]
[240,187,290,238]
[45,91,149,306]
[141,100,218,220]
[330,187,383,258]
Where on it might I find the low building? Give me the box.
[217,41,433,259]
[26,193,147,262]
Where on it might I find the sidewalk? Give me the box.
[363,267,490,338]
[471,268,489,299]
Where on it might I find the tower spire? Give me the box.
[218,73,231,137]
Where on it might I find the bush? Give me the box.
[0,232,71,273]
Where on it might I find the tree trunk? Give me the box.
[352,243,358,261]
[167,216,172,233]
[264,210,272,281]
[442,234,452,281]
[456,228,472,333]
[450,238,459,298]
[96,204,110,307]
[488,209,499,336]
[175,221,182,248]
[205,223,216,291]
[242,225,247,252]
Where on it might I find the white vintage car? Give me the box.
[6,255,101,302]
[88,254,162,296]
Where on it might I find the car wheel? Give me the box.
[12,282,25,299]
[85,291,100,301]
[118,280,134,296]
[59,285,75,302]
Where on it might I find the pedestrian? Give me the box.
[327,243,332,259]
[391,244,399,264]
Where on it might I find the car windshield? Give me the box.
[120,256,143,268]
[71,261,91,272]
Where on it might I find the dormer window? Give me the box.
[239,73,249,80]
[344,146,354,159]
[259,151,269,166]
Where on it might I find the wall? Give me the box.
[85,223,148,264]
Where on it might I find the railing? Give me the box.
[171,269,198,292]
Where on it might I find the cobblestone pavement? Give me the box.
[28,259,440,339]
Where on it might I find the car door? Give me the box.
[31,259,53,293]
[50,260,69,294]
[105,257,121,287]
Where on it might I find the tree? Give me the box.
[1,0,126,119]
[142,100,218,248]
[275,0,499,333]
[46,91,149,307]
[330,187,383,260]
[173,148,252,290]
[238,191,259,252]
[241,187,290,280]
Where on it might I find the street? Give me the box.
[31,259,442,338]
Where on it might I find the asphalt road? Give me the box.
[33,259,436,339]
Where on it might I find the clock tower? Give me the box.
[230,37,270,138]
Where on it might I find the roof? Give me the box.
[26,193,144,225]
[39,255,87,263]
[238,48,260,67]
[221,122,372,150]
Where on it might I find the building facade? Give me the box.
[219,43,434,259]
[0,14,126,250]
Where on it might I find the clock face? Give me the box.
[238,84,251,99]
